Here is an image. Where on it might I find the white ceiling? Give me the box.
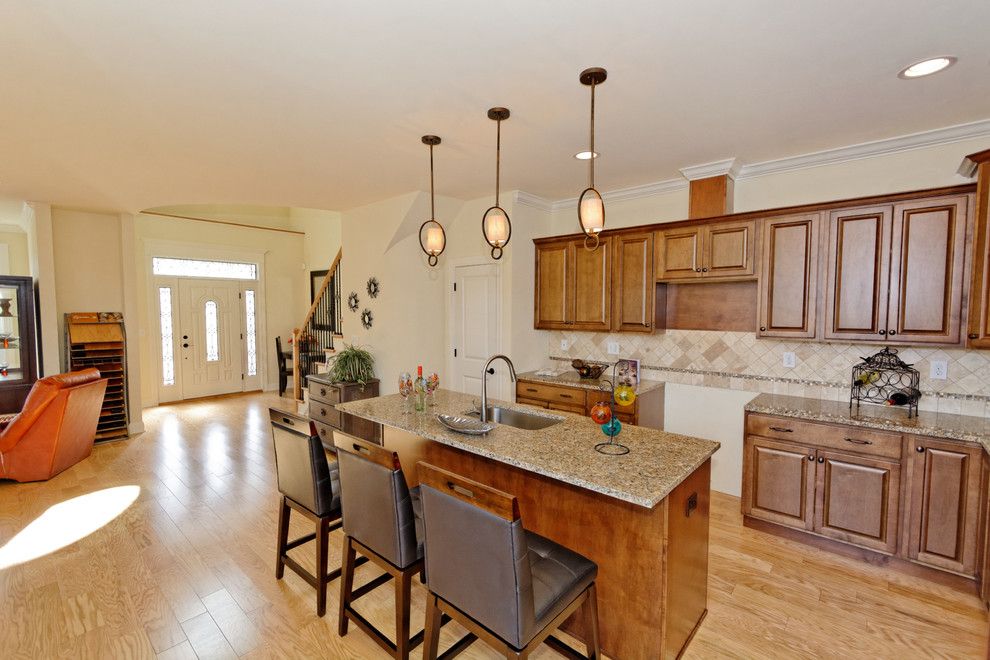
[1,1,988,213]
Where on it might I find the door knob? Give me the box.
[182,343,189,348]
[182,335,189,340]
[487,367,495,375]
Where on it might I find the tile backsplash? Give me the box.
[549,330,990,418]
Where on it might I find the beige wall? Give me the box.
[289,207,342,272]
[0,230,30,276]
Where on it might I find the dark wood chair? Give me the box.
[336,437,457,660]
[275,336,293,397]
[418,462,601,660]
[269,408,366,616]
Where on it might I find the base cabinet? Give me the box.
[814,450,900,554]
[743,436,816,530]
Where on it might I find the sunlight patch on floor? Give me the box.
[0,485,140,569]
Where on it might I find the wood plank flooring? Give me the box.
[0,392,986,659]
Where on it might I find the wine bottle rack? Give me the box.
[849,346,920,418]
[64,312,129,441]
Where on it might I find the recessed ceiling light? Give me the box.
[574,151,599,160]
[898,56,957,79]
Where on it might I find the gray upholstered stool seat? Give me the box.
[527,531,597,632]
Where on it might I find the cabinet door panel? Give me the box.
[743,436,815,530]
[573,237,611,330]
[968,166,990,348]
[612,232,655,332]
[887,196,967,344]
[814,451,900,553]
[758,214,820,338]
[535,242,571,328]
[705,220,756,278]
[824,206,892,341]
[656,227,702,280]
[907,438,983,576]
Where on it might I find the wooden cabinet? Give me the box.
[966,152,990,348]
[979,452,990,606]
[824,196,968,344]
[308,376,381,447]
[757,213,821,338]
[534,237,611,331]
[743,436,816,530]
[515,379,663,429]
[656,219,756,282]
[0,276,39,413]
[611,232,655,332]
[814,450,900,553]
[905,436,983,576]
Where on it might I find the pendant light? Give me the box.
[577,67,607,250]
[483,107,512,260]
[418,135,446,267]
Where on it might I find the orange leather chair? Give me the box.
[0,368,108,482]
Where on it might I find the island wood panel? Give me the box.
[704,219,756,279]
[824,205,893,341]
[611,232,655,332]
[418,440,710,660]
[886,195,968,344]
[742,436,816,530]
[968,159,990,348]
[655,226,702,280]
[572,237,611,330]
[758,213,821,338]
[814,450,900,554]
[535,242,571,328]
[905,436,984,577]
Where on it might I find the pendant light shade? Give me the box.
[418,135,446,267]
[483,107,512,260]
[577,67,607,250]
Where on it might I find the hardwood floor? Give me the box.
[0,391,986,659]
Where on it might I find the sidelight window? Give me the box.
[205,301,219,362]
[245,290,257,376]
[159,287,175,385]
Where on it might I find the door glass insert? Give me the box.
[159,287,175,385]
[152,257,257,280]
[245,290,257,376]
[205,301,219,362]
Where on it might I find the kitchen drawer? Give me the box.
[309,399,341,428]
[309,381,340,405]
[515,381,587,407]
[747,413,902,459]
[516,396,549,409]
[312,420,336,449]
[548,401,586,415]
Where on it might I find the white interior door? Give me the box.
[450,263,500,398]
[179,279,243,399]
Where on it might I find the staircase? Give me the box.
[292,248,342,400]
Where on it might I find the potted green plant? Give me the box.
[326,344,376,388]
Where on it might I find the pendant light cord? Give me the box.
[589,81,596,189]
[429,143,436,220]
[495,119,501,207]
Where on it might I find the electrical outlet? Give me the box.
[930,359,948,380]
[607,341,621,355]
[782,352,796,368]
[560,339,569,351]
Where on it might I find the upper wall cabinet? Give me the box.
[534,237,612,331]
[966,153,990,348]
[824,196,969,344]
[656,219,756,282]
[611,232,656,333]
[758,213,821,339]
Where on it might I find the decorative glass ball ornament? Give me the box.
[613,385,637,407]
[589,402,612,425]
[601,418,622,437]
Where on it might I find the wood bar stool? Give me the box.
[270,408,365,616]
[418,463,601,660]
[336,437,458,660]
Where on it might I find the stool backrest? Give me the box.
[269,408,337,516]
[336,437,420,569]
[417,463,534,648]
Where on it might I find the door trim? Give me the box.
[445,257,503,400]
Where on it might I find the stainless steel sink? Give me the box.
[466,406,564,431]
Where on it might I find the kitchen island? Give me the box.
[336,389,720,659]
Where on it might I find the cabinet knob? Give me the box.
[807,455,814,461]
[817,456,825,463]
[759,326,767,332]
[888,330,897,336]
[694,267,702,273]
[916,446,924,453]
[970,333,980,339]
[702,267,709,272]
[878,330,887,335]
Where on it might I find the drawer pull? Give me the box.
[320,387,327,397]
[769,426,793,433]
[320,408,327,417]
[559,393,573,399]
[844,437,872,445]
[525,387,538,393]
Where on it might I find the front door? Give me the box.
[450,263,500,397]
[178,279,244,399]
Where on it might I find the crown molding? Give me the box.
[512,190,554,213]
[737,118,990,180]
[679,158,739,181]
[551,178,687,212]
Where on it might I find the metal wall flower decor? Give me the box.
[418,135,446,267]
[577,67,607,250]
[360,308,374,329]
[366,277,380,299]
[482,107,511,260]
[347,292,360,312]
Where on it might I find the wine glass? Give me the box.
[426,372,439,407]
[398,372,413,414]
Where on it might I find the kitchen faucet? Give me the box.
[481,354,517,423]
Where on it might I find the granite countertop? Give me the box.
[516,370,665,394]
[336,389,718,508]
[746,393,990,454]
